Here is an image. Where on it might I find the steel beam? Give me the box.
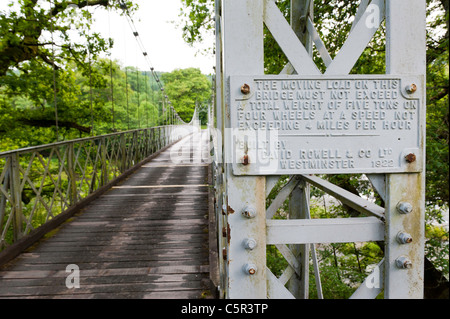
[221,0,267,298]
[384,0,426,299]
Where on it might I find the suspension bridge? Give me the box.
[0,0,432,299]
[0,124,216,298]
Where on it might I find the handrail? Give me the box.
[0,122,195,251]
[0,126,167,158]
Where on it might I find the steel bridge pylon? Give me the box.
[212,0,426,299]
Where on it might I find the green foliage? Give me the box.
[0,57,167,152]
[179,0,214,47]
[0,0,137,76]
[0,1,207,151]
[161,68,212,124]
[425,204,449,277]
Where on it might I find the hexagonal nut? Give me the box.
[243,263,257,275]
[244,238,257,250]
[242,206,257,219]
[405,83,417,94]
[395,256,412,269]
[396,201,413,215]
[396,231,413,244]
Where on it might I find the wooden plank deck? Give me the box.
[0,131,214,299]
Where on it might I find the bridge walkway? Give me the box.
[0,131,214,299]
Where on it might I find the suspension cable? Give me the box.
[118,1,187,124]
[108,6,115,132]
[50,0,59,141]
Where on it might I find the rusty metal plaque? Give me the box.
[229,75,424,175]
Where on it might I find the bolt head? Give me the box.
[397,231,413,244]
[241,84,251,95]
[396,201,413,214]
[243,263,257,275]
[242,206,257,219]
[405,83,417,94]
[244,238,257,250]
[405,153,416,163]
[395,256,412,269]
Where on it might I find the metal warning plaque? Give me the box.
[229,75,424,175]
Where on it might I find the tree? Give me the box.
[0,0,136,76]
[161,68,212,124]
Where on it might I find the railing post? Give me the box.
[150,128,154,154]
[133,131,139,165]
[120,133,127,172]
[67,143,78,205]
[0,163,11,245]
[144,129,150,157]
[10,154,23,242]
[100,137,108,186]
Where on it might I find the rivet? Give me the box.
[405,83,417,94]
[241,84,250,95]
[396,201,413,215]
[395,256,412,269]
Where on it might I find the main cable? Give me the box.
[118,1,187,124]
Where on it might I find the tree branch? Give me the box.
[18,118,91,134]
[51,0,110,17]
[429,87,449,103]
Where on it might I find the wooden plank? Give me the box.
[2,260,209,272]
[0,281,210,297]
[0,274,208,289]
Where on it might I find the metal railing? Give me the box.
[0,124,195,250]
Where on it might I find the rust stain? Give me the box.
[242,154,249,165]
[241,83,250,95]
[405,153,416,163]
[227,222,231,244]
[406,83,417,94]
[227,205,235,214]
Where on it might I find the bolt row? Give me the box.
[395,201,414,269]
[242,206,258,275]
